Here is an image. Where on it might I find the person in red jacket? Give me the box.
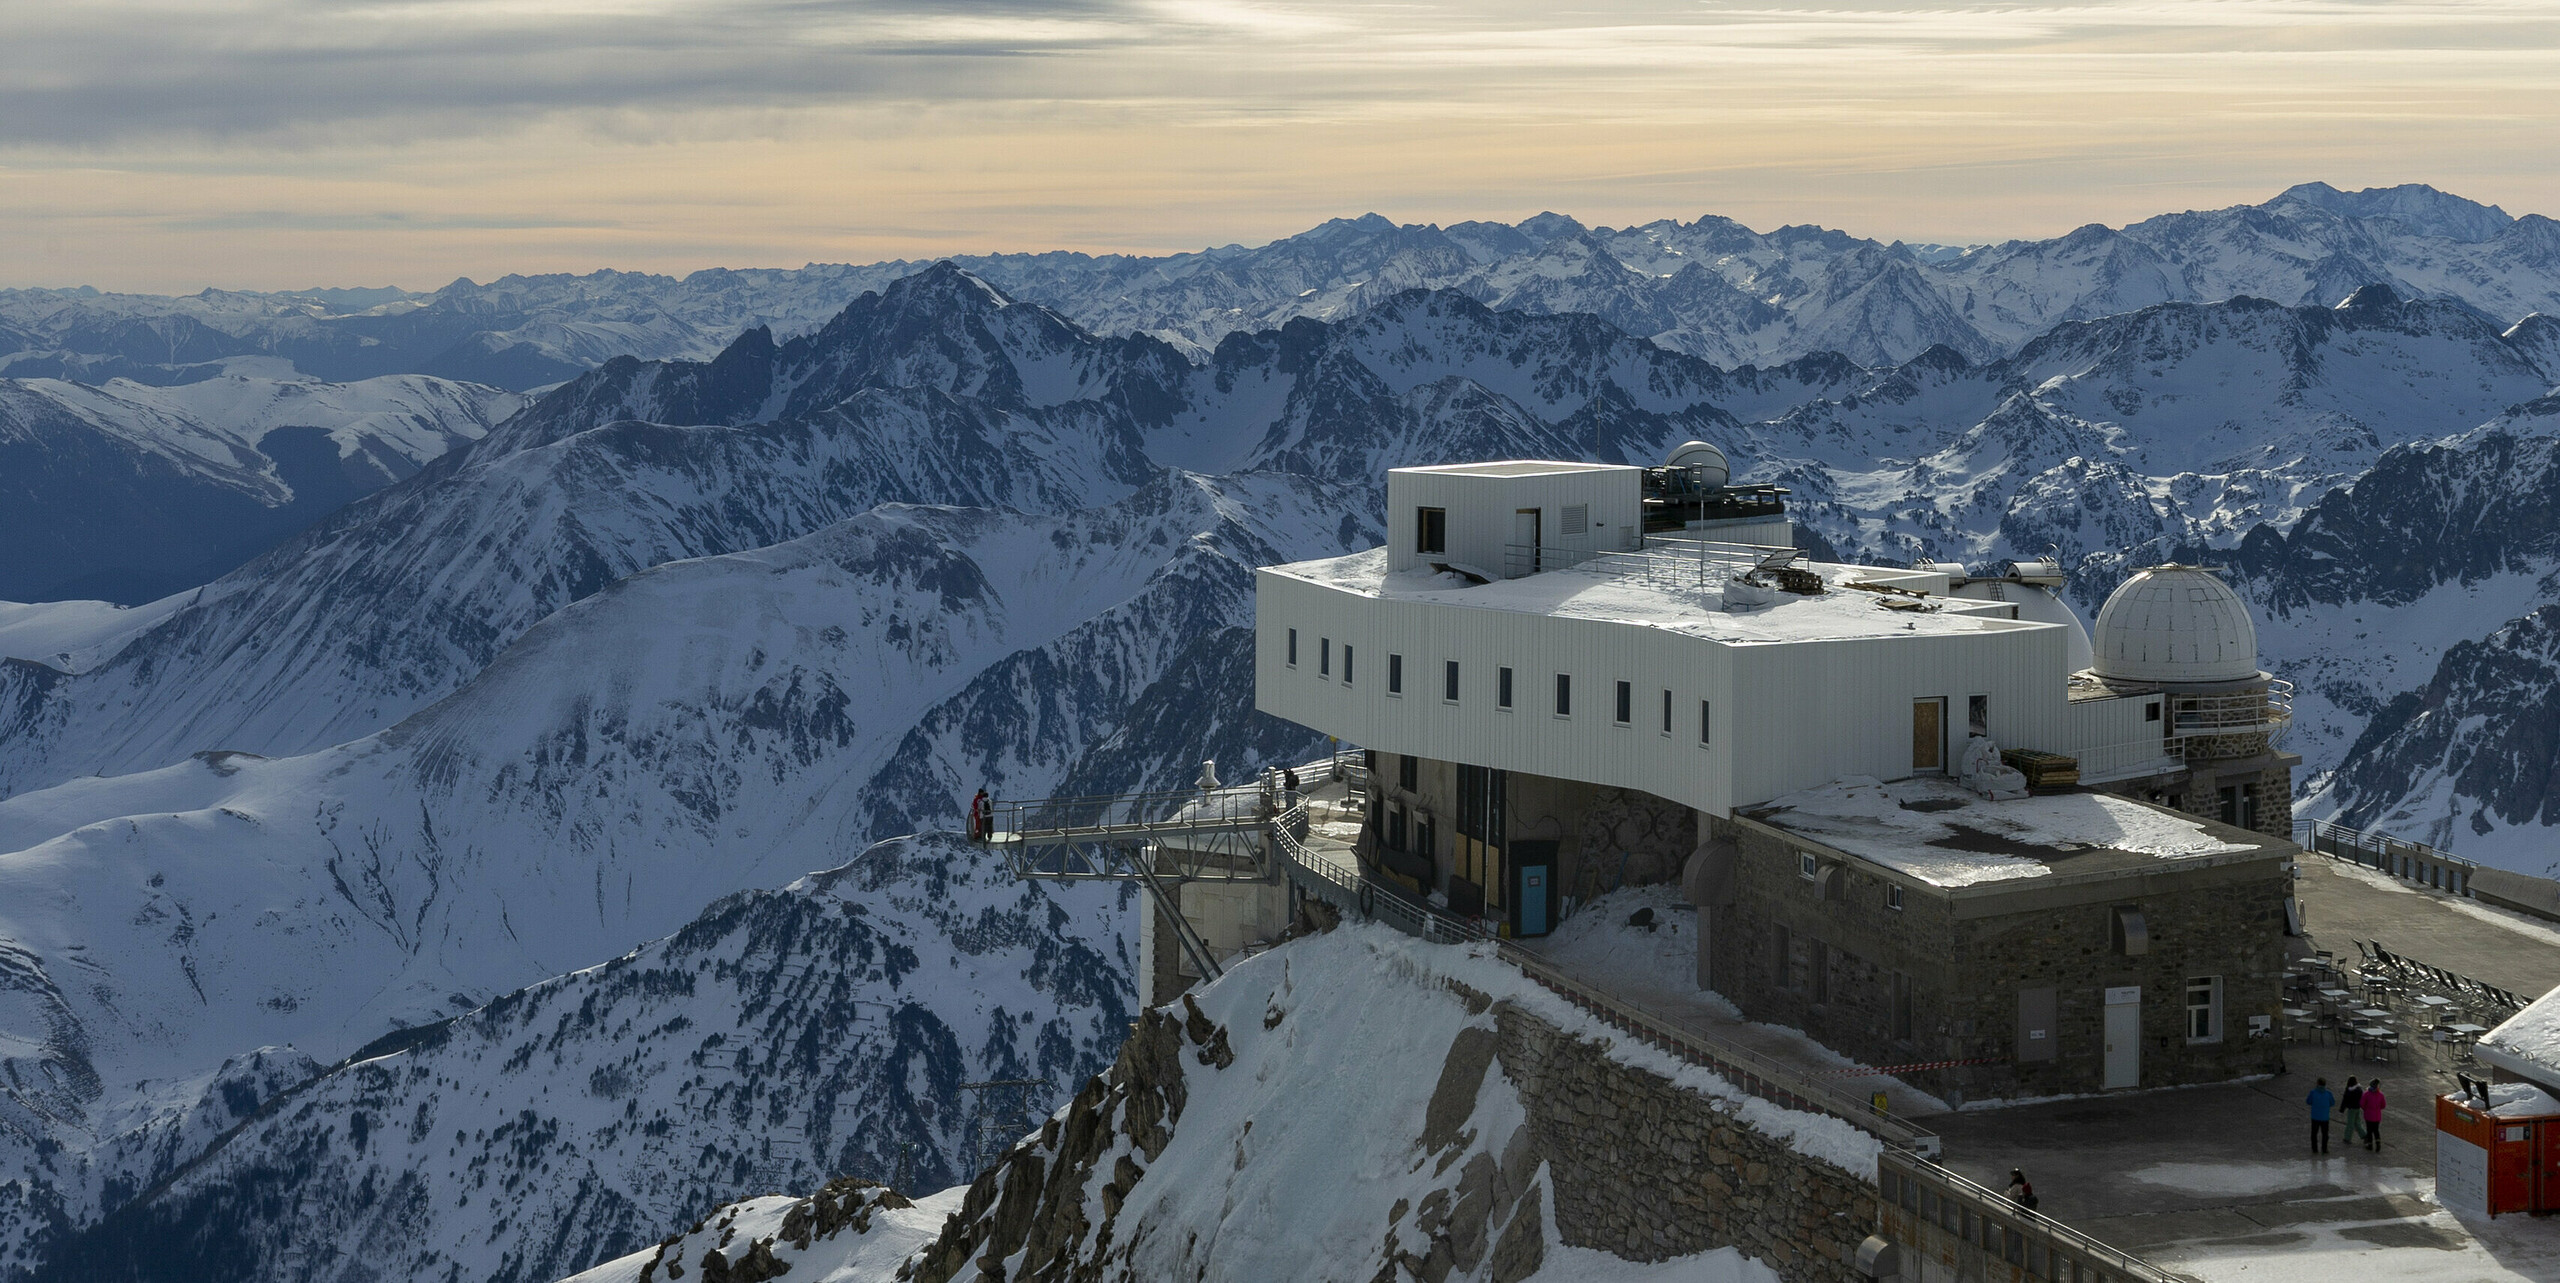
[968,788,991,842]
[2360,1079,2387,1150]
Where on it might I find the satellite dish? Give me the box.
[1666,440,1731,489]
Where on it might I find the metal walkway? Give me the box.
[988,765,1314,984]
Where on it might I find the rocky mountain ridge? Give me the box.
[8,184,2556,387]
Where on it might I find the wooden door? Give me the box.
[1912,698,1945,773]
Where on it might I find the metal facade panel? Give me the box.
[1724,621,2071,805]
[1259,568,2107,815]
[1255,569,1739,813]
[1386,465,1639,577]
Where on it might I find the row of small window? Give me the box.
[1287,628,1712,743]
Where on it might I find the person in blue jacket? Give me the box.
[2305,1077,2335,1153]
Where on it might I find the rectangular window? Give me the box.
[1553,673,1571,717]
[1887,884,1905,911]
[1387,807,1407,852]
[1417,507,1447,555]
[1342,645,1354,685]
[1287,628,1297,667]
[1614,680,1632,725]
[1968,694,1988,737]
[1497,666,1514,709]
[1700,700,1712,746]
[1387,653,1403,695]
[2186,976,2223,1043]
[1799,850,1819,881]
[1810,940,1830,1004]
[1319,638,1331,677]
[1399,754,1418,791]
[2146,701,2161,722]
[1660,688,1673,735]
[1443,660,1460,703]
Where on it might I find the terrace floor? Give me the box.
[1930,856,2560,1282]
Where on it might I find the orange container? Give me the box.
[2438,1094,2560,1216]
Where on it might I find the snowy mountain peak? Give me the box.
[2273,181,2515,243]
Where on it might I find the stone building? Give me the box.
[1248,451,2303,1097]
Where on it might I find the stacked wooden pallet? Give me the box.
[2000,748,2080,790]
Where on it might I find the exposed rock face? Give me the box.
[891,926,1871,1283]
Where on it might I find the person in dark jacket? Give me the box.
[2361,1080,2387,1150]
[968,788,991,842]
[2006,1169,2038,1213]
[2305,1078,2334,1153]
[2340,1078,2366,1149]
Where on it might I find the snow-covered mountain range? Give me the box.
[8,183,2558,388]
[0,374,520,602]
[29,839,1130,1283]
[2,190,2559,1280]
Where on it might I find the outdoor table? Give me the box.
[2355,1007,2392,1021]
[2319,988,2351,1001]
[2282,1007,2311,1019]
[2415,994,2455,1011]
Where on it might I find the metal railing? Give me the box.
[2295,817,2478,899]
[1497,536,1796,589]
[2169,679,2293,743]
[1879,1151,2179,1283]
[1267,796,1942,1156]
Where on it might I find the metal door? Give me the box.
[1512,508,1541,573]
[1519,866,1549,936]
[1509,840,1558,939]
[2103,987,2141,1089]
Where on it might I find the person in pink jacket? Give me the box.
[2360,1079,2387,1150]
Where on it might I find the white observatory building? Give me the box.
[1251,446,2300,1100]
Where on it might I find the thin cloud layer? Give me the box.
[2,1,2556,290]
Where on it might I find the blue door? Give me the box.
[1519,866,1549,936]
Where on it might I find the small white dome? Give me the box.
[2090,565,2259,684]
[1667,440,1730,488]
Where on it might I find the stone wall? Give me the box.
[1492,999,1872,1283]
[908,942,1880,1283]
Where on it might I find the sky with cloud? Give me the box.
[3,0,2557,292]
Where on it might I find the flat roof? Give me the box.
[1743,776,2275,889]
[1393,461,1634,477]
[1266,546,2037,647]
[2479,983,2560,1090]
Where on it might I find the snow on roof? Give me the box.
[2486,1080,2560,1118]
[1396,460,1630,477]
[1746,776,2259,889]
[2476,983,2560,1091]
[1268,547,2033,647]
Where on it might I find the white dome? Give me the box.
[2090,565,2259,684]
[1666,440,1730,488]
[2013,585,2096,675]
[1949,580,2094,672]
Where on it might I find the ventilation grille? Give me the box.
[1561,504,1589,536]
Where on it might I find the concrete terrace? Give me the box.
[1512,852,2560,1280]
[1928,856,2560,1282]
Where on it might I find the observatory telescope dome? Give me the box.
[2089,565,2259,685]
[1666,440,1731,489]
